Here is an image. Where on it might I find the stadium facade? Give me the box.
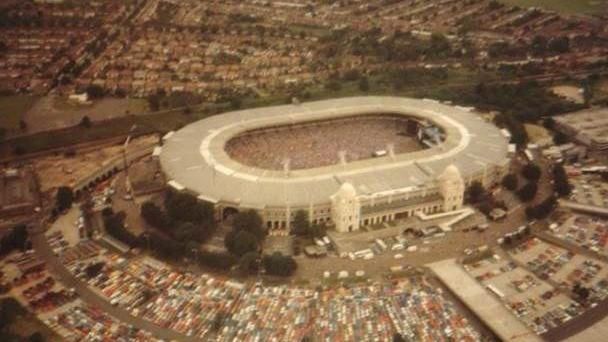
[159,97,510,234]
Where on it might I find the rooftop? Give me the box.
[160,96,510,208]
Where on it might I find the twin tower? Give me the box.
[331,164,465,233]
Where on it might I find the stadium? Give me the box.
[159,96,511,234]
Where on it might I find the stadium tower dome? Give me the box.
[331,182,361,233]
[438,164,465,212]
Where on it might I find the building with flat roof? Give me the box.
[554,108,608,150]
[0,167,37,218]
[159,97,510,234]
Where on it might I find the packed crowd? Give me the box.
[226,116,422,170]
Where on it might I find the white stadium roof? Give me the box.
[160,96,509,208]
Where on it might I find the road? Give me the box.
[30,230,200,342]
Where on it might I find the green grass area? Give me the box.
[0,62,591,158]
[0,104,225,157]
[524,123,552,143]
[0,95,38,130]
[591,77,608,105]
[9,314,62,342]
[52,96,149,114]
[499,0,607,15]
[1,67,496,157]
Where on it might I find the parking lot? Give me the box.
[549,214,608,257]
[570,174,608,208]
[464,251,581,335]
[530,228,608,307]
[41,227,487,342]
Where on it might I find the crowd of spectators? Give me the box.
[226,115,422,170]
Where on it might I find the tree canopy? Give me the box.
[292,210,310,236]
[521,163,541,182]
[56,186,74,211]
[232,210,266,240]
[502,173,518,191]
[225,230,259,257]
[553,164,572,197]
[517,182,538,202]
[262,252,297,277]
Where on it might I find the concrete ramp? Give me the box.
[415,207,474,232]
[439,208,474,232]
[428,258,541,342]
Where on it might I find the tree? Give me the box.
[141,201,169,228]
[308,222,326,239]
[292,210,310,236]
[406,120,418,135]
[548,36,570,53]
[428,32,450,58]
[502,174,518,191]
[553,164,572,197]
[324,80,341,91]
[56,186,74,211]
[393,333,406,342]
[467,181,485,203]
[358,76,370,92]
[174,222,198,242]
[342,69,360,81]
[199,250,237,270]
[262,252,297,277]
[543,117,555,129]
[103,211,139,247]
[84,262,105,278]
[230,97,242,110]
[239,251,259,274]
[232,210,266,240]
[28,332,45,342]
[148,94,161,111]
[0,225,29,255]
[13,145,26,156]
[526,196,556,220]
[0,298,25,332]
[79,115,92,128]
[517,182,538,202]
[488,0,503,10]
[85,84,104,99]
[521,163,541,182]
[225,230,259,257]
[164,190,215,228]
[531,35,547,56]
[553,131,568,145]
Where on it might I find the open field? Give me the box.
[0,95,38,131]
[499,0,608,15]
[551,85,584,104]
[592,78,608,104]
[9,312,62,342]
[22,96,149,134]
[524,124,552,143]
[0,103,226,159]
